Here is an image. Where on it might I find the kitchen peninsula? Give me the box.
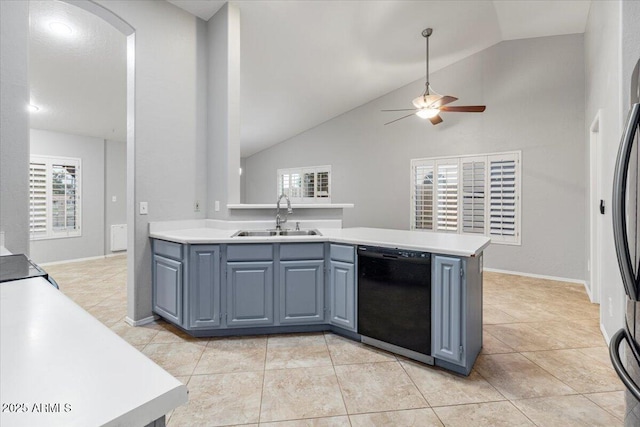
[149,220,490,375]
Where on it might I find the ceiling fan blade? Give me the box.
[430,115,443,125]
[440,105,486,113]
[381,109,417,112]
[384,113,415,125]
[428,96,458,108]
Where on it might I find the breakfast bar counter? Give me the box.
[0,277,187,427]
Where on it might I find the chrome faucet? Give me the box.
[275,193,292,230]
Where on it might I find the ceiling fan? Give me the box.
[383,28,486,126]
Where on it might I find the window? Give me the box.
[29,155,81,240]
[277,165,331,203]
[411,151,520,245]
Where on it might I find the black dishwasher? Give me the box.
[357,245,431,359]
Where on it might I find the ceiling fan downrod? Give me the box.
[422,28,433,97]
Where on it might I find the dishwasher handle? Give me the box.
[357,247,430,262]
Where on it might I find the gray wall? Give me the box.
[105,139,126,254]
[93,0,208,322]
[0,1,29,255]
[207,3,241,219]
[30,129,105,264]
[245,34,587,281]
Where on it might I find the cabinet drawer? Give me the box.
[154,239,182,261]
[280,243,324,260]
[330,244,355,263]
[227,244,273,261]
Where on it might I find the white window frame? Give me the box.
[277,165,332,203]
[410,151,521,245]
[29,155,82,241]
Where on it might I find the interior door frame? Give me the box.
[59,0,137,322]
[588,110,603,304]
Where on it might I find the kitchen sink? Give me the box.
[232,230,279,237]
[231,229,322,237]
[278,230,321,236]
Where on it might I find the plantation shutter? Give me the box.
[277,166,331,203]
[461,157,486,234]
[51,163,79,233]
[302,170,315,200]
[29,159,48,237]
[316,171,329,198]
[488,153,519,243]
[29,155,81,240]
[278,173,289,197]
[435,160,459,232]
[412,160,435,230]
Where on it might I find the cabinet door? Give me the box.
[226,261,274,327]
[152,255,182,325]
[279,260,324,324]
[433,256,463,365]
[189,245,221,328]
[329,260,356,331]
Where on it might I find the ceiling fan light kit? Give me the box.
[382,28,486,126]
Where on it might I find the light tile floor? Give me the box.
[44,255,626,426]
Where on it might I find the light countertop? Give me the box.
[0,277,188,427]
[150,226,490,257]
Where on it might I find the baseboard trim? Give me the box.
[125,315,157,327]
[483,267,585,285]
[106,252,127,258]
[38,252,127,266]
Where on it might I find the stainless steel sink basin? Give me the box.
[278,230,321,236]
[232,230,279,237]
[231,229,322,237]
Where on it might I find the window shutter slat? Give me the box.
[488,156,518,242]
[413,162,434,230]
[29,162,48,236]
[436,162,459,232]
[462,158,486,234]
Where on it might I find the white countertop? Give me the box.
[150,226,490,257]
[0,277,188,427]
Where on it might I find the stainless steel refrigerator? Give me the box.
[610,57,640,426]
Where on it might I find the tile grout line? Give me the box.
[323,332,352,424]
[257,334,269,425]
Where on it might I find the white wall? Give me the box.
[0,1,29,255]
[245,34,587,281]
[30,129,105,263]
[584,0,624,341]
[105,139,126,254]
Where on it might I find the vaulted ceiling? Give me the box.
[29,0,591,156]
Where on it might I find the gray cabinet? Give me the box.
[279,260,324,324]
[432,255,463,365]
[329,244,356,331]
[152,254,183,325]
[226,261,274,327]
[188,245,221,329]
